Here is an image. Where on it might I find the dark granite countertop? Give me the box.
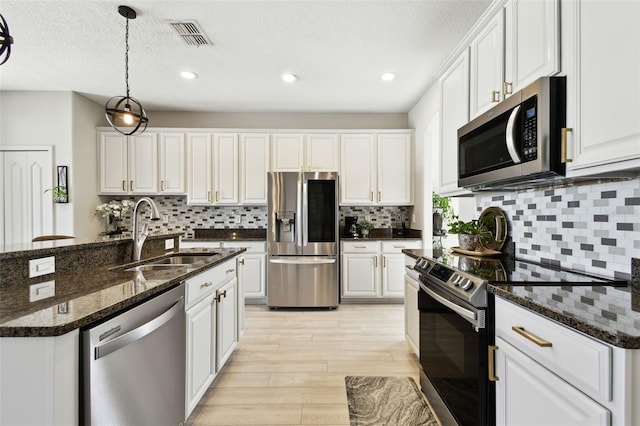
[341,228,422,241]
[0,248,245,337]
[191,228,266,241]
[402,248,640,349]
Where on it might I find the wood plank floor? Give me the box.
[187,304,421,425]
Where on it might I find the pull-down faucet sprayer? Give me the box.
[132,197,161,261]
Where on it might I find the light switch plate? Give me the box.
[29,281,55,302]
[28,256,56,278]
[165,239,174,250]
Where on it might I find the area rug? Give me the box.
[345,376,439,426]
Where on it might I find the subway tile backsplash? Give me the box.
[107,195,411,239]
[476,178,640,280]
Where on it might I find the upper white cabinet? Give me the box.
[213,134,239,205]
[239,133,270,204]
[504,0,559,97]
[438,49,470,196]
[340,133,412,205]
[186,133,213,205]
[98,131,158,194]
[158,132,186,194]
[470,11,505,118]
[562,0,640,176]
[271,133,339,172]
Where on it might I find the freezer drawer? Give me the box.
[267,256,338,308]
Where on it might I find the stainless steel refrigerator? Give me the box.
[267,171,339,308]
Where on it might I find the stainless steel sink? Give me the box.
[125,264,188,272]
[150,254,217,265]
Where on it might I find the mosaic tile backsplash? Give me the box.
[475,178,640,281]
[104,196,412,239]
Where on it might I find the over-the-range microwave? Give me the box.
[458,76,567,191]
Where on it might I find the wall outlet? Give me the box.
[28,256,56,278]
[165,239,175,250]
[235,215,241,224]
[30,280,55,302]
[162,214,169,224]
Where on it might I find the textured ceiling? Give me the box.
[0,1,491,113]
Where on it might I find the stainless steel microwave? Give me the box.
[458,76,567,191]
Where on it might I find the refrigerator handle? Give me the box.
[302,176,308,247]
[296,173,303,248]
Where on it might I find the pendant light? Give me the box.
[0,13,13,66]
[105,5,148,136]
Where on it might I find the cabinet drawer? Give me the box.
[341,241,379,253]
[185,258,237,308]
[221,241,266,253]
[495,297,612,401]
[381,240,422,253]
[180,241,222,249]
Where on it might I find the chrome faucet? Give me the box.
[132,197,161,261]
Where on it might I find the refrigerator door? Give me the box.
[267,256,338,307]
[268,172,302,255]
[301,172,338,256]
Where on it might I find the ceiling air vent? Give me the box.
[168,20,212,46]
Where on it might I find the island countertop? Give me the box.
[0,248,245,338]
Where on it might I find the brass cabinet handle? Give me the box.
[226,268,235,273]
[374,256,378,267]
[215,294,221,303]
[488,345,499,381]
[160,180,165,191]
[378,191,381,202]
[492,90,501,103]
[512,326,553,347]
[354,245,367,249]
[239,258,245,265]
[393,245,406,249]
[200,281,212,289]
[503,81,513,96]
[370,191,373,202]
[221,290,227,298]
[216,191,219,201]
[122,180,126,191]
[561,128,574,163]
[207,191,211,202]
[383,256,387,267]
[130,181,133,191]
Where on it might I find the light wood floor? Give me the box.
[187,304,421,425]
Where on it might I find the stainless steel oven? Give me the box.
[415,257,494,426]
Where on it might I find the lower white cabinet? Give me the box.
[404,262,419,356]
[341,240,422,301]
[494,296,640,426]
[184,258,238,418]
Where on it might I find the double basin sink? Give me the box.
[125,253,218,272]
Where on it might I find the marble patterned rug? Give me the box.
[345,376,440,426]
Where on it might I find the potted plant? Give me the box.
[447,216,493,251]
[432,192,454,235]
[359,220,374,238]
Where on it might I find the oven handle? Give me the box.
[421,284,479,327]
[505,105,522,164]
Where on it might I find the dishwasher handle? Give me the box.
[94,296,184,360]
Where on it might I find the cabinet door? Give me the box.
[159,132,186,194]
[271,134,304,171]
[186,133,213,205]
[98,131,128,194]
[341,254,379,297]
[495,336,610,426]
[306,134,339,171]
[377,133,412,205]
[186,294,216,417]
[239,133,269,204]
[216,278,237,370]
[404,274,419,356]
[504,0,559,96]
[339,134,376,205]
[213,134,239,204]
[381,254,406,298]
[241,253,266,299]
[563,0,640,174]
[128,133,158,194]
[438,49,471,196]
[470,11,505,118]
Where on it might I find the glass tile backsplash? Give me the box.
[475,178,640,280]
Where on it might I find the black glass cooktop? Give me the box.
[430,250,627,286]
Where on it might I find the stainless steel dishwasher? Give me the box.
[82,283,186,426]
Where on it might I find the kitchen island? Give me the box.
[0,234,246,426]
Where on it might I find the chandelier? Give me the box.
[0,13,13,65]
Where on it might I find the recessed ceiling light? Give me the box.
[380,72,396,81]
[180,71,198,80]
[281,73,298,82]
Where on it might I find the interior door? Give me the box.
[1,149,53,244]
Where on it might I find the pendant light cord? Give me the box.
[124,15,130,98]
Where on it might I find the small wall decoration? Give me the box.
[55,166,68,203]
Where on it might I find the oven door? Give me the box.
[418,282,490,426]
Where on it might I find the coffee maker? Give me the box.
[344,216,358,238]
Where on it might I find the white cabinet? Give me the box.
[562,0,640,176]
[271,133,339,172]
[341,240,422,300]
[340,133,413,205]
[504,0,559,96]
[438,50,470,196]
[158,132,186,194]
[98,131,158,194]
[186,133,213,204]
[404,263,419,356]
[213,134,239,204]
[239,133,270,204]
[470,11,505,118]
[216,277,237,370]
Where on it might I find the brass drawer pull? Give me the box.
[512,326,552,347]
[488,345,499,381]
[561,128,573,163]
[492,90,500,103]
[226,268,235,273]
[200,281,212,288]
[239,258,245,265]
[122,180,126,191]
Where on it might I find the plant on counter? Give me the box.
[447,215,494,251]
[358,220,374,238]
[95,200,135,234]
